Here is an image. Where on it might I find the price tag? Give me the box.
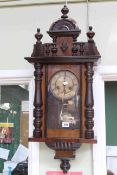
[62,122,69,128]
[46,171,83,175]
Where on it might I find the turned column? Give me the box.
[85,62,94,139]
[33,63,43,138]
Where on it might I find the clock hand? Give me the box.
[63,71,68,95]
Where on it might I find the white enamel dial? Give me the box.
[49,70,79,100]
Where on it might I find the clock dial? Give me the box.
[49,70,79,100]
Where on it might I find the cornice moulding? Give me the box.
[0,0,117,8]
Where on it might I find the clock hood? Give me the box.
[47,5,81,38]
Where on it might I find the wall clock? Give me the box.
[25,5,101,173]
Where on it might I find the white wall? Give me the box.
[0,3,88,70]
[89,2,117,65]
[0,2,117,70]
[0,2,117,175]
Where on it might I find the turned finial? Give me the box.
[35,28,43,43]
[87,26,95,42]
[61,5,69,18]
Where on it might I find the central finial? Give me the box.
[61,5,69,19]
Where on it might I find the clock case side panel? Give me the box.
[42,66,46,138]
[81,64,86,139]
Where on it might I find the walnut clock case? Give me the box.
[25,5,101,173]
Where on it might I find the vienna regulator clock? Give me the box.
[25,5,100,173]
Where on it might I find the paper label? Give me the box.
[62,122,69,127]
[46,171,83,175]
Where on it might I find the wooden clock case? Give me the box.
[25,5,100,173]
